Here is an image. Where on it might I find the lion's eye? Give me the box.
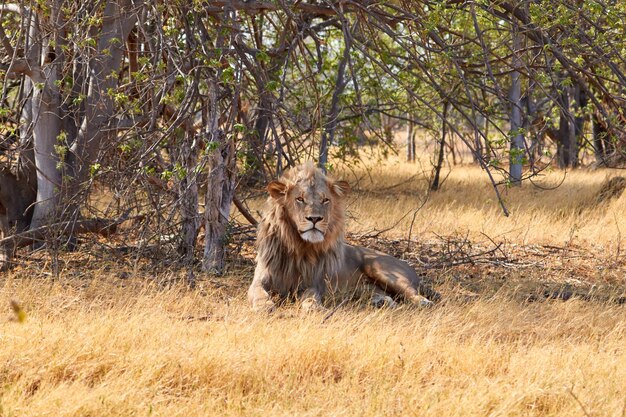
[296,197,305,203]
[322,198,330,204]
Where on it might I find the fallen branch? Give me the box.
[566,387,592,417]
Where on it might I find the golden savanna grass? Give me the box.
[2,278,624,417]
[2,155,626,416]
[338,155,626,249]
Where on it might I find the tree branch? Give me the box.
[0,211,133,250]
[234,195,258,226]
[0,9,16,57]
[204,0,336,17]
[0,58,34,78]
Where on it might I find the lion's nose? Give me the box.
[306,216,323,225]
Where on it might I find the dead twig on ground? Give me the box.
[566,386,592,417]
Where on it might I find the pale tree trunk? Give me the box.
[29,3,64,229]
[202,80,236,274]
[17,75,37,197]
[509,22,524,185]
[31,91,62,231]
[67,0,139,210]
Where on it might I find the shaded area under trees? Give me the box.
[0,0,625,271]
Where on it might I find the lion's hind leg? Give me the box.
[358,246,438,306]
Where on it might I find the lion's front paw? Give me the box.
[418,298,434,307]
[408,294,435,308]
[252,299,276,313]
[300,298,325,313]
[371,294,398,309]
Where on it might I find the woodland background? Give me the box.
[2,0,626,272]
[1,2,625,416]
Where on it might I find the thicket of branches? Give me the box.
[1,1,625,272]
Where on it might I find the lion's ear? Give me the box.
[267,180,288,199]
[331,180,351,197]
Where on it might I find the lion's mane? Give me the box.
[255,162,345,297]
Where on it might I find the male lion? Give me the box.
[248,162,440,311]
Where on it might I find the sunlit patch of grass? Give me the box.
[329,153,626,252]
[235,151,626,251]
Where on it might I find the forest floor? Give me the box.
[1,157,625,416]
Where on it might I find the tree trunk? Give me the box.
[17,77,38,198]
[319,33,351,172]
[509,22,524,185]
[202,79,236,274]
[431,101,448,191]
[174,133,200,266]
[30,63,64,228]
[572,84,587,166]
[243,91,271,181]
[406,117,415,162]
[592,113,609,165]
[555,85,582,169]
[202,131,236,274]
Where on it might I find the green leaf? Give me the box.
[266,80,280,92]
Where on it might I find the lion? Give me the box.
[247,162,440,311]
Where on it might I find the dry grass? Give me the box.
[239,153,626,251]
[336,155,626,250]
[1,277,624,417]
[2,154,626,416]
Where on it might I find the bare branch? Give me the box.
[1,57,34,78]
[234,195,258,227]
[205,0,335,17]
[0,211,133,250]
[0,8,16,57]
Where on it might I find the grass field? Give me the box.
[1,156,625,416]
[338,156,626,248]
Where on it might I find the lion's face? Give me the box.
[284,180,333,243]
[267,164,350,244]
